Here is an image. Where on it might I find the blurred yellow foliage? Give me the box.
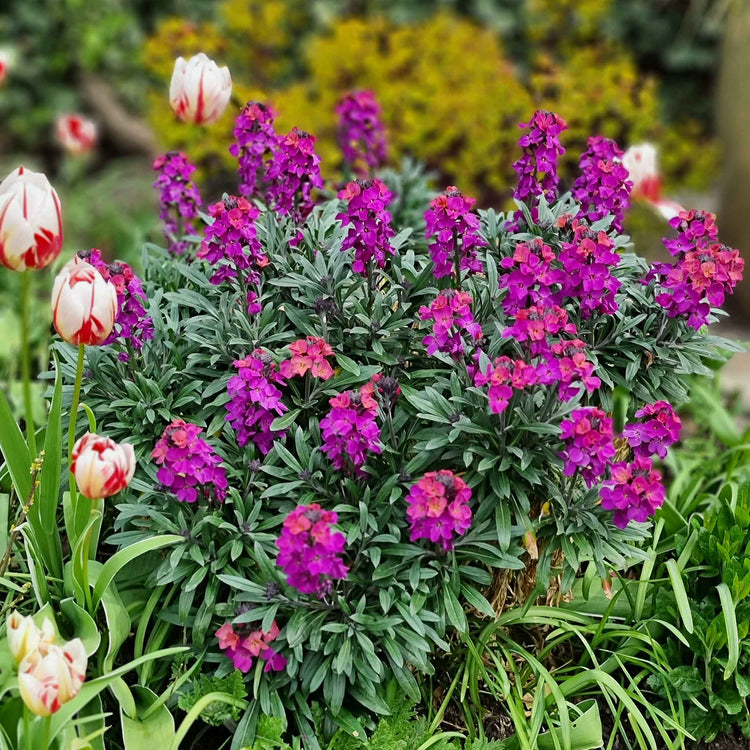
[142,3,718,203]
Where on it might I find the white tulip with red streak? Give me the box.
[51,256,118,346]
[169,53,232,125]
[55,113,98,154]
[71,432,136,500]
[622,143,684,221]
[6,612,55,665]
[0,166,63,271]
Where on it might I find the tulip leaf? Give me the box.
[121,686,176,749]
[0,386,31,500]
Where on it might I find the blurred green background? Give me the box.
[0,0,748,385]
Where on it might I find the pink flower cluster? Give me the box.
[230,101,277,199]
[503,305,577,356]
[425,187,485,280]
[571,136,632,233]
[509,110,567,229]
[215,620,286,673]
[275,504,349,596]
[473,355,538,414]
[406,470,472,550]
[152,419,228,502]
[337,179,395,275]
[336,90,388,175]
[558,408,615,488]
[549,339,602,401]
[265,127,324,222]
[557,222,621,318]
[654,241,744,330]
[77,249,154,361]
[419,290,482,359]
[280,337,335,380]
[152,151,202,256]
[320,382,381,476]
[499,238,562,314]
[601,457,665,528]
[226,351,287,454]
[622,401,681,459]
[198,196,269,286]
[663,209,718,257]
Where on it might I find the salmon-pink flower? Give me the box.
[70,433,136,500]
[0,166,63,271]
[51,257,118,346]
[169,53,232,126]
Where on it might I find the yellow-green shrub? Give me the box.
[142,4,718,202]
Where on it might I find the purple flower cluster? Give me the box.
[651,210,744,329]
[503,305,577,356]
[509,110,567,229]
[622,401,681,459]
[320,382,381,476]
[419,290,483,359]
[197,196,269,286]
[601,457,665,528]
[549,339,602,401]
[336,90,388,175]
[406,470,472,550]
[230,101,277,199]
[226,351,287,454]
[425,187,485,280]
[473,355,538,414]
[337,179,395,274]
[152,419,228,502]
[152,151,202,256]
[77,249,154,361]
[571,136,632,233]
[215,621,286,674]
[275,503,348,596]
[559,408,615,488]
[663,209,718,257]
[557,222,621,317]
[265,127,324,222]
[499,238,562,314]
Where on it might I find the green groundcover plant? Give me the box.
[0,56,745,747]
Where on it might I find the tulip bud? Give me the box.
[0,166,63,271]
[71,432,136,500]
[169,53,232,125]
[0,48,12,85]
[51,257,117,346]
[6,612,55,665]
[18,639,87,717]
[622,143,684,221]
[55,114,98,155]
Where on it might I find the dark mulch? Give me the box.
[699,735,750,750]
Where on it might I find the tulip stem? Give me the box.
[67,345,85,543]
[19,272,36,457]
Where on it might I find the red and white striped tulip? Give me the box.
[622,143,684,221]
[0,166,63,271]
[51,257,117,346]
[6,612,55,665]
[71,433,136,500]
[0,49,11,85]
[169,53,232,125]
[55,113,98,154]
[18,639,87,717]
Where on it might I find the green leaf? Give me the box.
[0,386,31,500]
[666,558,693,634]
[121,686,176,749]
[666,665,704,697]
[718,582,739,679]
[269,409,300,431]
[443,585,467,634]
[335,354,360,376]
[92,535,183,610]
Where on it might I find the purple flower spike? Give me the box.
[230,101,277,199]
[601,457,665,528]
[558,407,615,488]
[336,90,388,175]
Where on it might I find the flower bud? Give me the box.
[6,612,55,665]
[18,639,87,717]
[55,113,97,154]
[51,257,117,346]
[71,432,136,500]
[0,166,63,271]
[169,53,232,125]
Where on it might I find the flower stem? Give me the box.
[67,345,85,543]
[19,272,36,456]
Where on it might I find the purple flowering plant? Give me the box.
[65,96,744,730]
